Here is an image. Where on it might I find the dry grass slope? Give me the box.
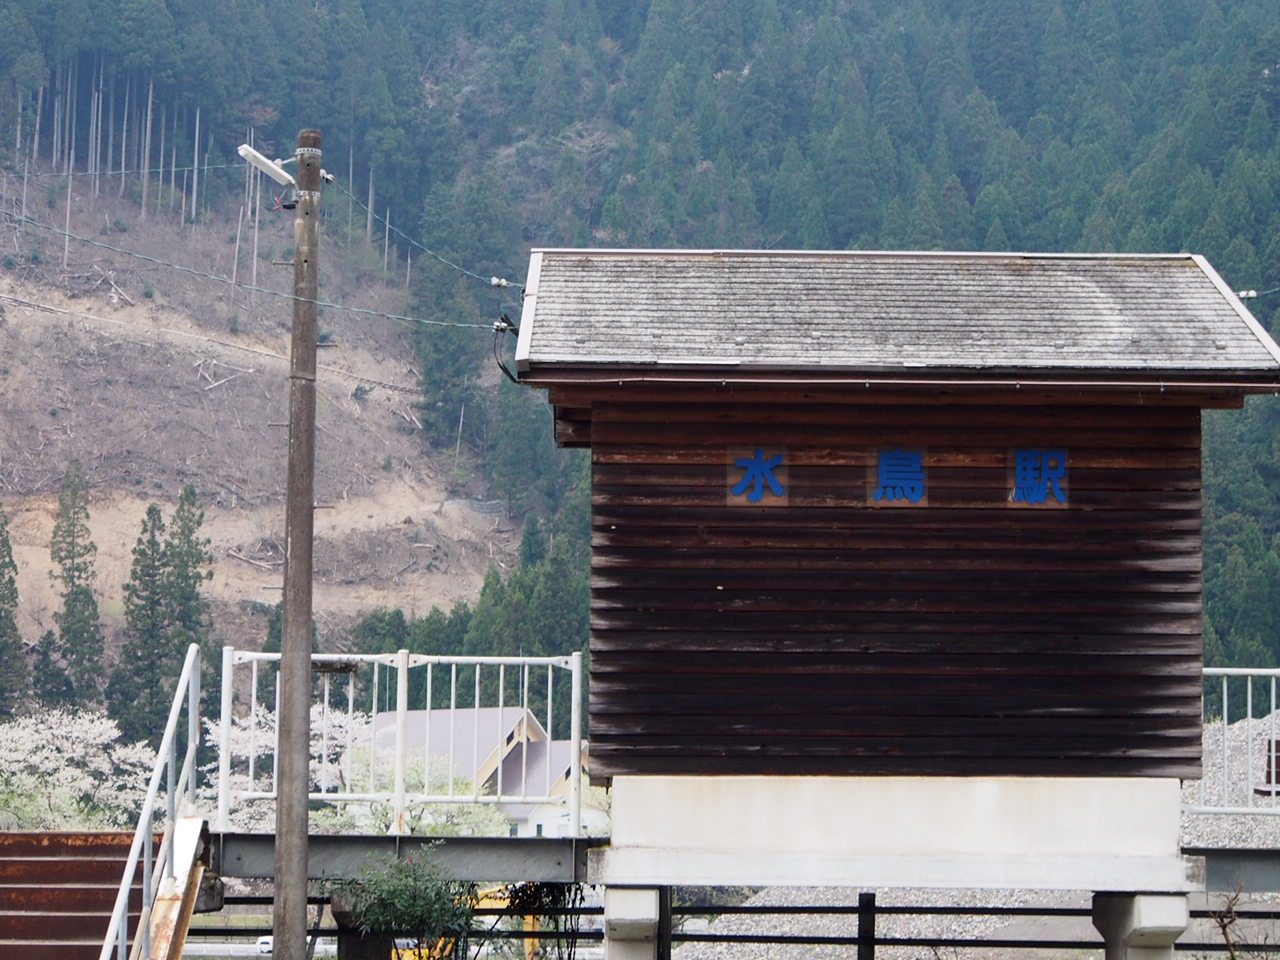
[0,188,514,656]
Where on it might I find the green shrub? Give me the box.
[329,852,475,952]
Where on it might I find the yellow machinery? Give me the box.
[390,886,541,960]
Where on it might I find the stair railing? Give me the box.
[99,643,203,960]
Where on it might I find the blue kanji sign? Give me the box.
[873,449,927,504]
[1010,449,1068,505]
[729,447,787,504]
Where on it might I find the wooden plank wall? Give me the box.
[585,398,1203,779]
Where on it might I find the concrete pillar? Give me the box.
[604,887,660,960]
[1092,893,1188,960]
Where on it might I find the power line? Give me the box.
[12,161,523,292]
[8,161,240,180]
[6,212,493,332]
[332,180,522,289]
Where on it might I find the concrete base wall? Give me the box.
[593,775,1194,891]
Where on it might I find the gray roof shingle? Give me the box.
[514,250,1280,380]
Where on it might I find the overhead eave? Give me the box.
[518,364,1280,396]
[514,251,542,373]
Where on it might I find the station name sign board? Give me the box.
[727,446,1069,508]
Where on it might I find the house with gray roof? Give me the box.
[370,706,588,836]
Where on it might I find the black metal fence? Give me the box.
[190,891,1280,956]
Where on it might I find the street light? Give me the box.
[237,143,297,188]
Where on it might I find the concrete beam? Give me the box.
[209,833,595,883]
[1184,846,1280,893]
[599,775,1192,892]
[592,846,1198,892]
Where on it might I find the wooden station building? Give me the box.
[514,250,1280,958]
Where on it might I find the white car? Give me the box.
[257,935,273,954]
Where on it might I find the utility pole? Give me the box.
[276,128,321,960]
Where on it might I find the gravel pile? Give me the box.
[673,714,1280,959]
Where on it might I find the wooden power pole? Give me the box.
[276,127,321,960]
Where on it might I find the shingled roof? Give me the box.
[515,250,1280,386]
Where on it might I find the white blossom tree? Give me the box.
[0,709,153,829]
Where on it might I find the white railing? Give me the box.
[215,647,584,836]
[1186,667,1280,815]
[99,643,202,960]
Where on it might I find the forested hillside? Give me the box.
[3,0,1280,670]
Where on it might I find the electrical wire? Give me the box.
[10,161,240,180]
[6,212,493,331]
[13,161,523,292]
[492,315,520,384]
[332,180,522,290]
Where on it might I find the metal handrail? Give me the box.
[98,643,202,960]
[1188,667,1280,816]
[216,647,585,836]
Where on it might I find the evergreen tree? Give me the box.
[766,140,827,247]
[411,253,490,448]
[907,179,943,249]
[164,484,213,652]
[488,379,565,514]
[49,461,103,706]
[462,567,507,662]
[974,183,1018,248]
[32,629,72,709]
[970,0,1035,124]
[106,486,212,743]
[352,607,410,656]
[872,54,926,154]
[919,28,972,125]
[1242,95,1272,155]
[106,504,172,744]
[624,0,682,112]
[0,504,28,719]
[518,517,547,568]
[527,541,589,660]
[938,175,976,248]
[983,216,1010,250]
[880,196,909,248]
[408,602,473,709]
[821,121,877,248]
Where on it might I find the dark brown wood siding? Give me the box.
[585,398,1203,779]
